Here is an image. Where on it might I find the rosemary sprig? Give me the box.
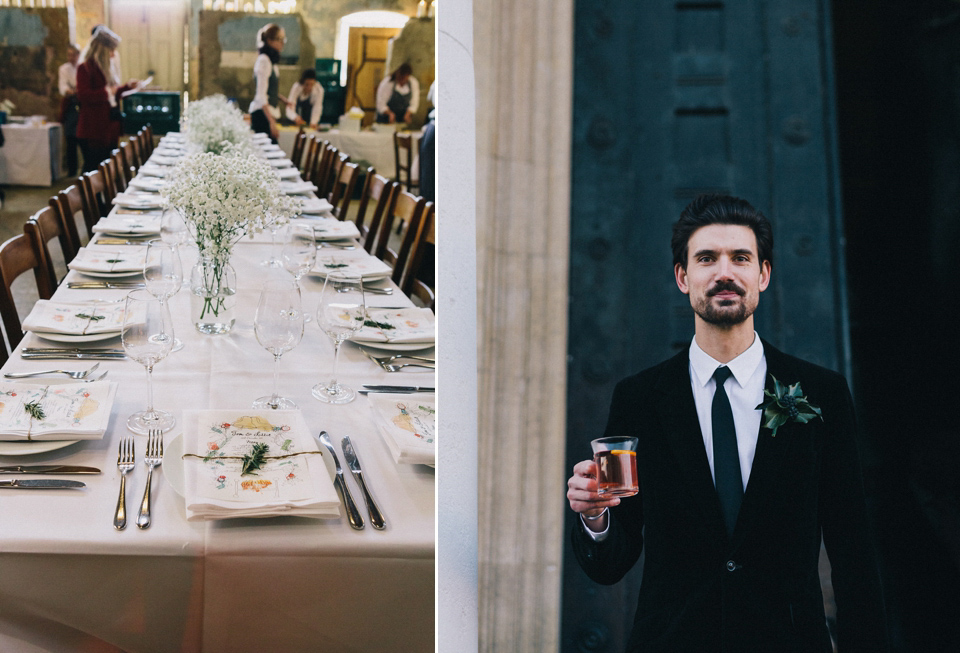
[75,312,105,321]
[324,263,348,269]
[357,316,395,330]
[241,442,269,476]
[105,259,124,264]
[24,401,46,421]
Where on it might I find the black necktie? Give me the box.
[712,366,743,539]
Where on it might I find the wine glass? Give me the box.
[281,224,317,322]
[253,278,304,409]
[261,213,284,267]
[122,290,176,434]
[160,208,189,248]
[313,271,365,404]
[143,239,183,352]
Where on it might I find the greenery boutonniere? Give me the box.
[755,376,823,437]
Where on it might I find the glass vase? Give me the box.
[190,255,237,335]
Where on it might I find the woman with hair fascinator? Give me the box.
[249,23,287,143]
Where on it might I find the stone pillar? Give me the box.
[474,0,574,650]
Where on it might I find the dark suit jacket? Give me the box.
[572,341,887,652]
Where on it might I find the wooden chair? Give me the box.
[301,134,321,177]
[53,184,88,250]
[121,138,140,174]
[290,128,306,170]
[375,190,426,264]
[387,200,433,296]
[24,207,71,289]
[80,170,109,237]
[99,158,120,201]
[393,132,418,193]
[137,128,153,160]
[329,161,361,221]
[311,144,338,193]
[354,171,399,252]
[410,278,435,312]
[0,233,54,362]
[143,124,155,156]
[110,149,130,190]
[322,152,349,202]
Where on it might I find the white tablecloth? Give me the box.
[0,153,435,652]
[0,123,63,186]
[278,127,420,181]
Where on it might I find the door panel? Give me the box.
[110,0,185,90]
[346,27,399,126]
[563,1,848,650]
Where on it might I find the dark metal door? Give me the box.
[563,2,848,651]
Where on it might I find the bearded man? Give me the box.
[567,195,887,652]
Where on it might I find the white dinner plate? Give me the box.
[0,439,81,456]
[165,432,186,497]
[32,331,121,344]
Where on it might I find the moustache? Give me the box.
[707,281,745,297]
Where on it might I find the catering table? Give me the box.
[0,141,435,652]
[0,122,63,186]
[278,127,420,180]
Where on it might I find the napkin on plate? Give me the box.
[267,157,295,168]
[279,180,318,195]
[128,177,167,191]
[273,167,303,180]
[312,249,393,280]
[293,216,359,241]
[22,300,126,335]
[148,154,182,166]
[353,307,435,344]
[0,380,118,441]
[68,246,149,273]
[138,163,172,178]
[112,192,164,210]
[299,198,334,214]
[181,409,340,520]
[367,394,436,465]
[93,214,162,235]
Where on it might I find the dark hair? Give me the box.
[671,194,774,269]
[299,68,317,84]
[258,24,283,63]
[390,63,413,81]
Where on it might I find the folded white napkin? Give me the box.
[267,157,295,168]
[181,409,340,520]
[293,216,359,241]
[279,180,318,195]
[0,380,118,441]
[299,198,334,214]
[353,307,435,344]
[312,249,393,280]
[148,154,182,166]
[137,163,172,178]
[93,214,162,235]
[22,300,125,335]
[128,176,167,191]
[272,167,303,181]
[68,246,149,273]
[367,394,436,465]
[112,192,164,209]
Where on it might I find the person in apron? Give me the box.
[249,23,285,143]
[376,63,420,125]
[284,69,324,129]
[58,45,81,176]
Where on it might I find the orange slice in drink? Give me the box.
[610,450,636,456]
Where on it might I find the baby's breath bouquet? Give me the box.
[161,148,300,333]
[183,95,253,155]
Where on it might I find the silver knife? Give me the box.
[21,353,127,360]
[317,431,364,530]
[23,348,124,354]
[0,465,101,475]
[0,479,86,489]
[67,282,145,289]
[361,385,435,393]
[341,436,386,530]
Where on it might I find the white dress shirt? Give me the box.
[375,75,420,115]
[58,61,77,96]
[285,81,324,126]
[248,53,278,115]
[583,333,768,539]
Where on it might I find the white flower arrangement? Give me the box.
[183,95,253,155]
[161,149,301,262]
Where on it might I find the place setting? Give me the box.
[67,246,152,278]
[111,190,165,211]
[20,299,126,344]
[310,247,393,282]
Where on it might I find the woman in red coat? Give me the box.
[76,26,139,173]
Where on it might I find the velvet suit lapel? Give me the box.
[730,341,796,549]
[654,350,725,528]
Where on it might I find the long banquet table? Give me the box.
[0,138,435,652]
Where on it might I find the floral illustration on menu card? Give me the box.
[0,383,108,433]
[391,402,436,444]
[197,413,313,502]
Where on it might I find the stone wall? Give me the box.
[388,17,434,128]
[0,7,71,121]
[299,0,419,58]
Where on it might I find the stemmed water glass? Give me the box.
[313,271,365,404]
[281,224,317,321]
[160,208,189,249]
[261,213,284,267]
[143,239,183,352]
[122,290,176,434]
[253,278,304,409]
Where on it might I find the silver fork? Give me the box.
[136,430,164,529]
[361,349,435,366]
[114,436,135,530]
[4,363,100,380]
[381,361,436,372]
